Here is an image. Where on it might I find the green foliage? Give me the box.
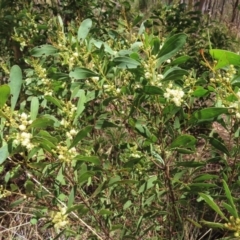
[149,2,237,75]
[1,1,240,240]
[199,180,240,238]
[210,49,240,70]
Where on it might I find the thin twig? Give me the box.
[198,228,212,240]
[25,171,105,240]
[0,211,33,216]
[0,222,30,235]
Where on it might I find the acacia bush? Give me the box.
[1,1,240,240]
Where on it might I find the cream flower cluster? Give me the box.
[18,113,32,131]
[0,185,11,198]
[14,132,34,150]
[224,216,240,237]
[143,55,164,87]
[129,144,142,158]
[103,83,121,95]
[51,207,69,230]
[229,90,240,119]
[53,144,78,163]
[144,71,164,87]
[164,84,184,106]
[66,128,77,140]
[13,113,34,150]
[62,101,77,119]
[210,65,236,84]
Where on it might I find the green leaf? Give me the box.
[90,39,115,55]
[209,137,230,156]
[138,21,145,35]
[113,56,141,69]
[144,195,156,206]
[200,220,226,229]
[192,86,209,97]
[140,86,163,95]
[99,209,113,216]
[50,72,69,81]
[222,202,236,218]
[90,181,107,198]
[0,144,9,164]
[78,18,92,42]
[173,148,195,154]
[123,200,132,210]
[0,84,10,108]
[193,174,218,182]
[69,67,98,80]
[67,186,76,208]
[30,117,55,129]
[74,155,100,165]
[30,97,39,120]
[10,197,26,207]
[193,107,229,120]
[123,158,142,168]
[78,171,94,184]
[30,44,58,57]
[146,176,157,190]
[189,183,216,189]
[45,96,63,109]
[170,56,191,65]
[209,49,240,70]
[176,161,205,168]
[157,33,187,66]
[138,182,147,194]
[170,134,196,149]
[232,75,240,86]
[74,90,86,124]
[86,90,98,102]
[108,179,136,187]
[163,67,188,81]
[130,41,143,52]
[186,218,202,228]
[24,180,35,193]
[136,215,144,233]
[56,166,66,185]
[132,14,144,27]
[30,218,38,225]
[57,15,64,30]
[9,65,22,110]
[36,130,58,144]
[199,193,228,221]
[223,179,238,218]
[69,126,92,149]
[151,151,164,164]
[151,37,160,55]
[135,123,157,143]
[95,120,119,129]
[66,204,89,215]
[32,136,56,151]
[108,175,121,186]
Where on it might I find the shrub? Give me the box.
[1,1,240,239]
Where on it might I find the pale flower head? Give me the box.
[70,129,77,136]
[164,92,170,99]
[20,112,28,120]
[116,88,121,93]
[92,76,99,81]
[236,112,240,119]
[73,52,78,57]
[19,124,26,131]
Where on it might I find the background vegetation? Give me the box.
[1,0,240,239]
